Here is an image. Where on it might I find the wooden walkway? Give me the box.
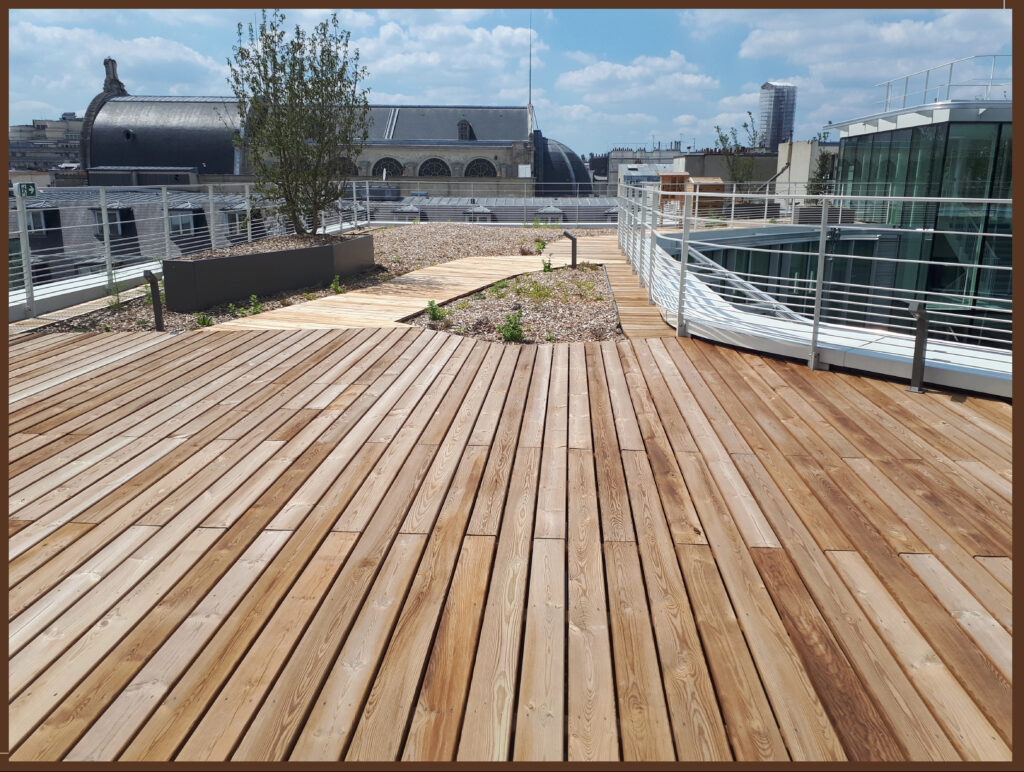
[217,246,625,331]
[8,327,1012,761]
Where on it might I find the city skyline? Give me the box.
[8,8,1012,157]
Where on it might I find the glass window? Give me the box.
[27,210,47,233]
[886,129,912,226]
[92,209,124,237]
[169,212,195,236]
[225,211,246,235]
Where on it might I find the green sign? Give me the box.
[17,183,36,197]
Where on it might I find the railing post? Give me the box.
[808,199,829,370]
[14,184,35,316]
[923,68,930,104]
[901,75,909,108]
[244,183,253,242]
[946,62,954,101]
[676,192,692,337]
[99,187,114,292]
[352,180,358,225]
[730,182,736,223]
[207,184,217,249]
[365,181,370,224]
[161,186,171,258]
[647,185,657,303]
[906,302,929,393]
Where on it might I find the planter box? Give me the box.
[163,235,374,313]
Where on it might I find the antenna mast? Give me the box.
[528,10,532,107]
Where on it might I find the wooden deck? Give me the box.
[8,326,1012,761]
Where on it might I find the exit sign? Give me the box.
[17,183,36,197]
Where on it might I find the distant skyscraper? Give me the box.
[759,82,797,150]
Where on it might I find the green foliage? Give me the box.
[227,9,371,236]
[496,310,524,343]
[488,279,509,298]
[247,294,264,315]
[330,274,344,293]
[806,149,836,204]
[426,299,447,322]
[455,300,470,310]
[534,239,546,252]
[196,313,214,327]
[303,291,316,301]
[513,279,553,301]
[107,282,123,310]
[713,110,765,184]
[541,258,552,272]
[228,302,244,317]
[544,332,555,342]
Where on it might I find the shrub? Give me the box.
[426,300,447,321]
[542,258,552,272]
[330,274,344,293]
[544,332,555,342]
[535,239,546,252]
[496,310,524,343]
[248,294,264,315]
[196,313,214,327]
[228,302,244,318]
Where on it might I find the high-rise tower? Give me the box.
[759,82,796,150]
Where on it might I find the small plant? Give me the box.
[228,302,244,318]
[488,279,509,298]
[247,294,264,315]
[455,300,470,310]
[769,217,778,224]
[101,323,111,332]
[426,300,447,322]
[330,275,343,293]
[196,313,214,327]
[107,282,124,310]
[544,332,555,342]
[455,326,467,335]
[280,298,292,307]
[542,258,552,272]
[535,239,546,252]
[496,310,524,343]
[303,291,316,301]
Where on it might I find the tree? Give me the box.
[712,111,765,184]
[228,9,371,236]
[806,148,836,203]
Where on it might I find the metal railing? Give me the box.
[876,55,1011,112]
[617,181,1012,395]
[9,180,617,321]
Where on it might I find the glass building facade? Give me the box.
[834,121,1012,309]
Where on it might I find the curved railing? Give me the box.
[616,181,1012,397]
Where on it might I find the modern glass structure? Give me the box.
[759,82,797,150]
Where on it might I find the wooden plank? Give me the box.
[512,538,566,761]
[829,551,1011,761]
[346,446,489,761]
[457,445,541,760]
[620,450,731,760]
[567,342,592,451]
[750,548,904,761]
[584,342,634,542]
[600,340,645,451]
[976,557,1012,592]
[9,522,94,590]
[675,544,788,761]
[9,527,226,751]
[174,531,358,761]
[676,450,956,760]
[534,344,568,539]
[565,448,617,761]
[291,533,427,760]
[902,553,1012,680]
[63,530,290,761]
[402,534,494,761]
[602,540,675,761]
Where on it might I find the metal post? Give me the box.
[365,181,370,225]
[923,68,930,104]
[244,183,253,242]
[143,269,164,331]
[563,231,577,268]
[161,187,171,258]
[99,188,114,292]
[207,184,216,249]
[694,184,700,224]
[808,200,829,370]
[764,190,769,221]
[906,301,929,393]
[730,182,736,222]
[352,180,358,225]
[946,62,954,101]
[676,192,691,337]
[987,56,995,99]
[901,76,909,108]
[14,185,34,316]
[647,185,657,303]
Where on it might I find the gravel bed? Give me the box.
[408,262,624,344]
[36,223,617,334]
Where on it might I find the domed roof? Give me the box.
[537,136,592,196]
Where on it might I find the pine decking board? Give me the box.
[749,547,904,761]
[674,544,789,762]
[8,263,1012,767]
[829,551,1011,761]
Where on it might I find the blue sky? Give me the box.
[9,8,1012,157]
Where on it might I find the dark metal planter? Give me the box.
[162,235,374,313]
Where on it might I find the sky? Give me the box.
[8,8,1013,157]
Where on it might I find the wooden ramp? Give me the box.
[8,328,1012,762]
[217,246,626,331]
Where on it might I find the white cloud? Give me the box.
[564,50,597,65]
[718,91,759,110]
[556,50,718,106]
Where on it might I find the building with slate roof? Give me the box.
[80,60,591,196]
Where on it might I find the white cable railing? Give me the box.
[616,181,1012,396]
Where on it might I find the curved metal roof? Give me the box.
[89,97,239,174]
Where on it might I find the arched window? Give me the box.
[419,158,451,177]
[339,157,359,177]
[464,158,497,178]
[372,157,403,179]
[458,120,476,141]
